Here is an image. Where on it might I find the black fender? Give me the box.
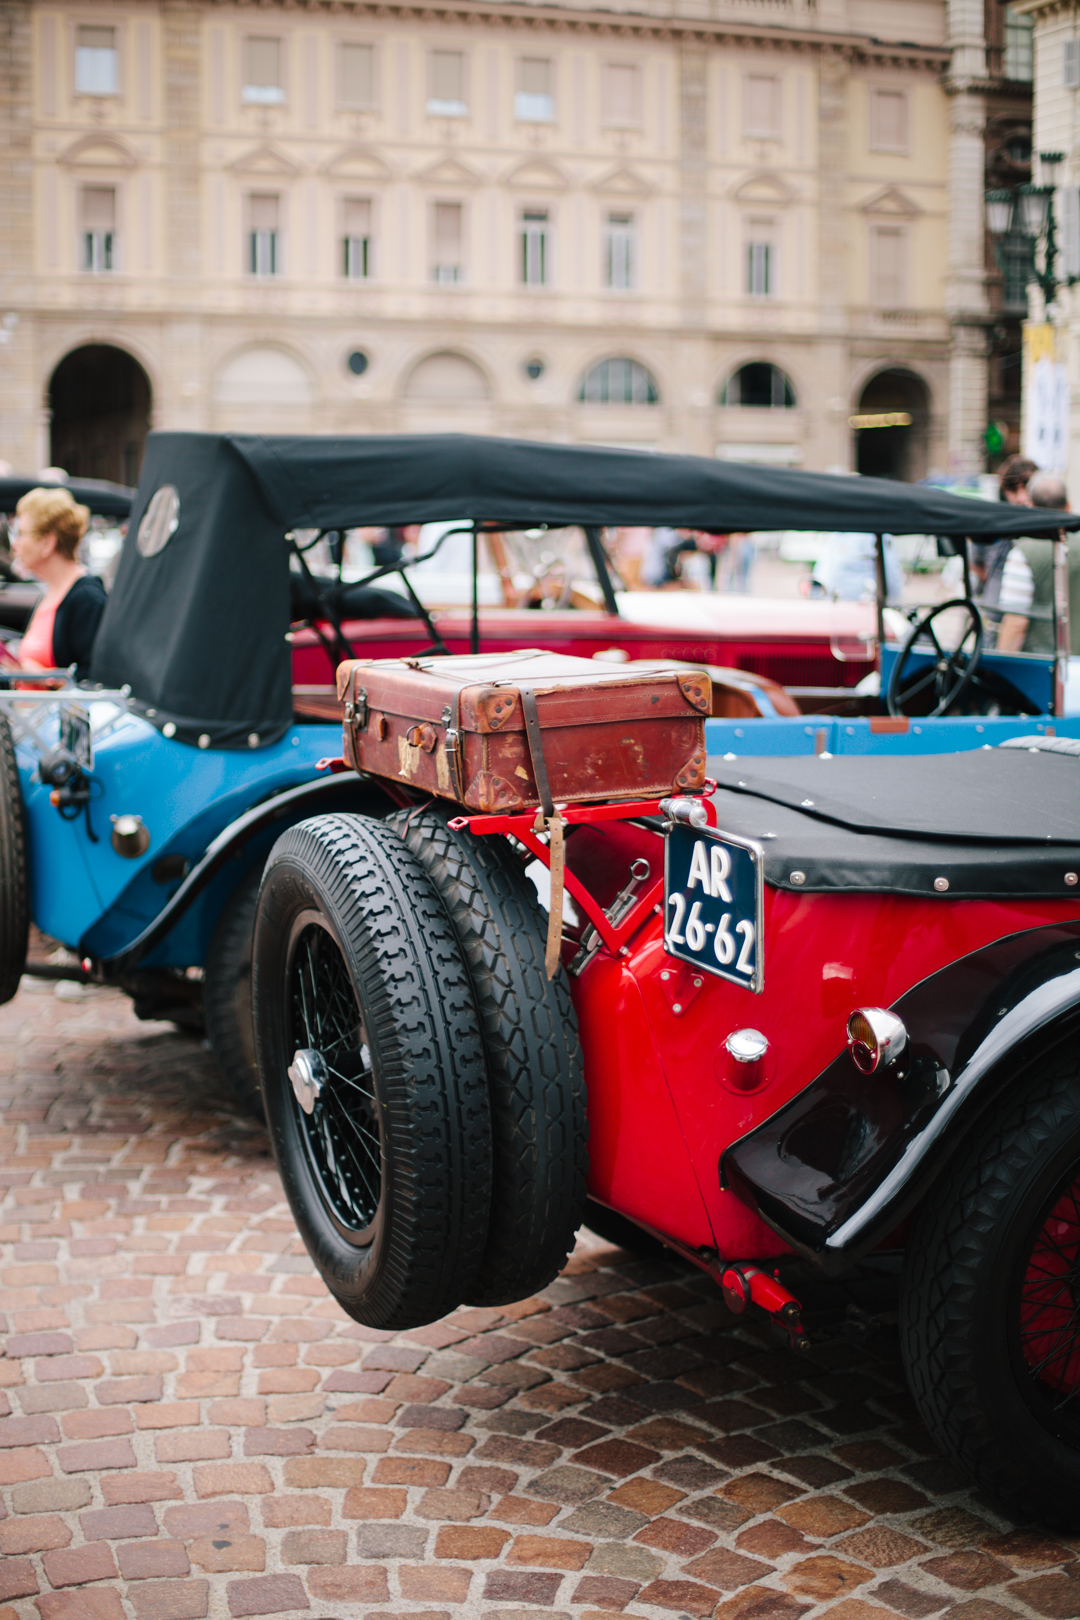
[86,772,402,971]
[721,919,1080,1273]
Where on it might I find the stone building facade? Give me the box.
[0,0,1033,485]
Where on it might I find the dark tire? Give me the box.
[389,805,587,1306]
[901,1052,1080,1528]
[0,715,28,1006]
[252,813,492,1330]
[205,866,262,1117]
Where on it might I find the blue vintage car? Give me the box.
[1,431,1073,1114]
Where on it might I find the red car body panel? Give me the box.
[571,840,1080,1262]
[290,606,873,691]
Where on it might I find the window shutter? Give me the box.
[430,51,464,104]
[870,89,908,152]
[250,193,279,231]
[339,43,373,106]
[1063,187,1080,279]
[744,75,780,138]
[343,198,371,237]
[244,37,281,89]
[1065,40,1080,88]
[603,64,639,127]
[872,225,906,307]
[520,57,550,96]
[434,202,462,259]
[82,186,116,229]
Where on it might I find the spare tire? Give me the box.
[0,714,28,1005]
[253,813,493,1329]
[389,805,587,1306]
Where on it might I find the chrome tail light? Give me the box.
[846,1007,908,1074]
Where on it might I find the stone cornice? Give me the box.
[199,0,950,69]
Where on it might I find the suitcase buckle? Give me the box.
[347,688,368,729]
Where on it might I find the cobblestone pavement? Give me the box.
[1,980,1078,1620]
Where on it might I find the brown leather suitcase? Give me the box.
[336,650,710,813]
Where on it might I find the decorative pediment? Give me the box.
[504,158,569,192]
[859,185,921,217]
[322,145,394,181]
[59,134,137,169]
[417,155,483,187]
[592,165,653,198]
[731,171,796,205]
[227,144,301,177]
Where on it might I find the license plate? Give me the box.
[59,701,92,772]
[664,825,764,992]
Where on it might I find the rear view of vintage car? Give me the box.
[249,670,1080,1530]
[227,439,1080,1533]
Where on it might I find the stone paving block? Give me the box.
[187,1533,266,1572]
[41,1541,120,1586]
[36,1593,125,1620]
[637,1576,721,1615]
[0,1556,38,1602]
[281,1527,347,1563]
[483,1568,565,1604]
[782,1554,876,1600]
[399,1564,473,1601]
[127,1578,211,1618]
[586,1542,663,1581]
[0,1510,72,1553]
[356,1521,430,1557]
[262,1494,333,1526]
[712,1583,814,1620]
[117,1540,193,1579]
[434,1524,510,1559]
[306,1565,389,1602]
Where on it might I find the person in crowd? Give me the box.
[971,455,1038,619]
[996,471,1080,654]
[10,488,106,681]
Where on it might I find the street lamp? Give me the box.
[985,151,1072,304]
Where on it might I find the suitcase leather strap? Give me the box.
[442,694,465,802]
[520,685,564,980]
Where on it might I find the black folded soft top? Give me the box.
[706,749,1080,899]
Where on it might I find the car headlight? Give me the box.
[846,1007,907,1074]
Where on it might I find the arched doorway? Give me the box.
[854,368,930,482]
[49,345,152,487]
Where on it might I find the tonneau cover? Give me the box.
[706,751,1080,899]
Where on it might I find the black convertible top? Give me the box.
[92,431,1080,750]
[707,751,1080,899]
[0,474,133,519]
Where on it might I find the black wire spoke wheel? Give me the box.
[287,918,383,1244]
[252,813,492,1331]
[901,1052,1080,1527]
[1012,1163,1080,1438]
[0,713,28,1006]
[887,597,984,718]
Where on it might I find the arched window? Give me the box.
[719,362,796,408]
[579,357,659,405]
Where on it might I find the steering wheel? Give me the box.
[886,597,984,718]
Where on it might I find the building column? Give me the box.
[817,53,852,470]
[945,0,990,476]
[0,0,38,472]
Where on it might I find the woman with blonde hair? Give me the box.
[11,487,107,681]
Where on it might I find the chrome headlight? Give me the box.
[846,1007,907,1074]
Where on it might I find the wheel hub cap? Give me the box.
[288,1048,328,1115]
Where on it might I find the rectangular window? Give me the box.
[999,229,1034,311]
[428,50,466,117]
[433,201,463,283]
[870,88,909,153]
[870,224,906,307]
[605,212,636,290]
[338,42,375,108]
[743,73,780,139]
[1004,5,1033,81]
[516,57,553,123]
[747,238,774,297]
[243,36,284,105]
[81,185,115,272]
[602,63,641,129]
[521,210,549,286]
[75,25,117,96]
[343,197,373,279]
[249,193,280,276]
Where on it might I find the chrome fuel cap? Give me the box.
[288,1048,329,1115]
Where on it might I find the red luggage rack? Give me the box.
[447,782,717,962]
